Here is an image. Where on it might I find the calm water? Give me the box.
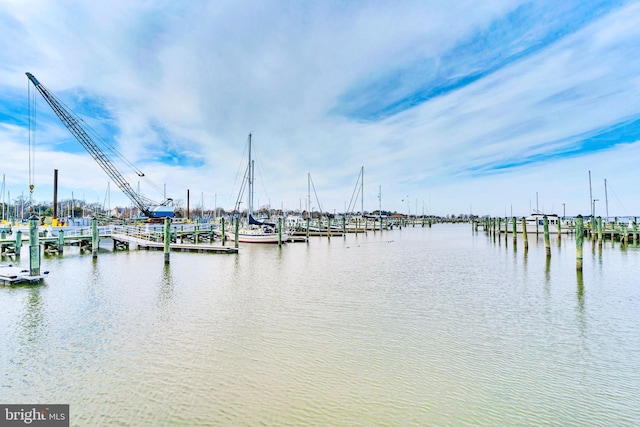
[1,224,639,426]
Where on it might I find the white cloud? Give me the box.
[1,0,638,217]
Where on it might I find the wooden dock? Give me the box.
[111,234,238,254]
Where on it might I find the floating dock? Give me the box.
[0,265,48,285]
[111,234,238,254]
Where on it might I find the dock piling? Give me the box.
[29,215,40,275]
[57,229,65,254]
[576,215,584,271]
[543,215,550,257]
[15,230,22,257]
[522,217,528,250]
[91,217,99,258]
[163,217,171,264]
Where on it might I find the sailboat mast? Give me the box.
[248,133,253,217]
[308,172,311,219]
[360,166,364,215]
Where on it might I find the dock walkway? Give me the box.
[111,233,237,254]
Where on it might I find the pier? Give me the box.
[0,222,239,259]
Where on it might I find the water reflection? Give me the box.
[156,264,175,315]
[20,286,46,343]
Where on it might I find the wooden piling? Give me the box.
[15,230,22,257]
[576,215,584,271]
[91,217,99,258]
[543,215,550,257]
[221,217,226,243]
[557,217,562,236]
[522,217,528,250]
[512,217,517,244]
[163,217,171,264]
[234,217,239,248]
[57,229,64,254]
[29,215,40,275]
[278,217,283,246]
[597,216,603,247]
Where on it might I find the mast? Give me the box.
[308,172,311,219]
[248,133,253,217]
[360,166,364,215]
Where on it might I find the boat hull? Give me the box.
[227,231,289,244]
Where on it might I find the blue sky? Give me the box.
[1,0,639,217]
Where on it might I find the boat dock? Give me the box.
[111,233,237,253]
[0,265,49,285]
[0,223,239,257]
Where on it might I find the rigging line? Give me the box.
[250,140,271,207]
[28,80,36,202]
[309,175,323,214]
[227,137,249,209]
[233,163,250,213]
[605,180,628,216]
[347,169,362,214]
[48,86,144,176]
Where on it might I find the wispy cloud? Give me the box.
[0,0,639,216]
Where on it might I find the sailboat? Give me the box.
[227,133,288,244]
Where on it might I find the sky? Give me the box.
[1,0,639,218]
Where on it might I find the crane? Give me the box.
[25,72,173,219]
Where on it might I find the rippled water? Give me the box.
[1,224,639,426]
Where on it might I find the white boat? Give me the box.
[226,133,288,244]
[505,213,571,234]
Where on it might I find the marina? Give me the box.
[1,223,638,425]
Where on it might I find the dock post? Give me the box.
[306,215,310,239]
[278,217,283,246]
[163,217,171,264]
[57,229,64,254]
[557,217,562,237]
[522,217,528,250]
[91,217,99,258]
[15,230,23,257]
[597,216,603,247]
[221,218,226,244]
[543,215,550,257]
[29,215,40,276]
[512,217,517,244]
[576,215,584,271]
[327,217,331,239]
[234,217,239,249]
[504,217,509,243]
[343,216,346,234]
[633,219,638,245]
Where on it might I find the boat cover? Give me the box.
[249,214,275,227]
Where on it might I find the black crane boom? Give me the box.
[26,72,171,218]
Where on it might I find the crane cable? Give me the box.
[28,79,36,211]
